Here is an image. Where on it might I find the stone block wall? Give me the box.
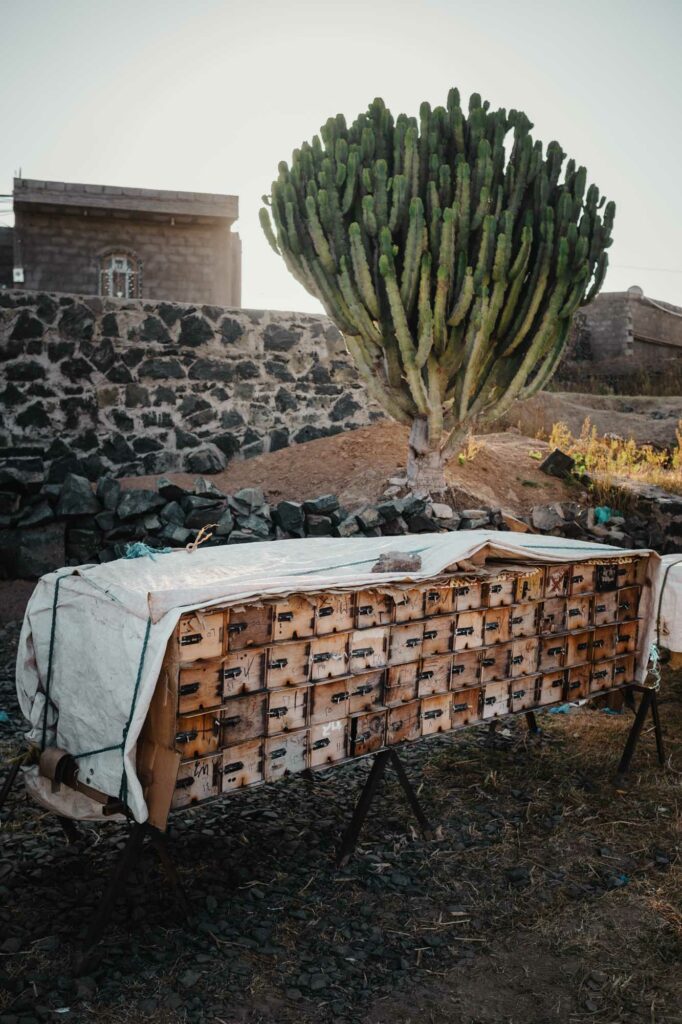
[0,290,383,481]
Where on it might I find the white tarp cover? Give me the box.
[15,531,662,824]
[656,554,682,652]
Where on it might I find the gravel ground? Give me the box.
[0,619,680,1024]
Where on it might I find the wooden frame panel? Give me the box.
[220,693,267,746]
[483,607,511,645]
[569,563,596,596]
[266,641,310,688]
[421,693,452,736]
[545,564,571,599]
[172,754,221,809]
[226,605,272,651]
[175,712,221,759]
[617,588,640,622]
[350,710,387,756]
[423,583,454,617]
[309,720,347,766]
[566,630,592,667]
[453,610,484,651]
[222,739,263,792]
[452,580,483,611]
[178,661,223,714]
[486,577,515,608]
[422,615,455,657]
[385,663,418,705]
[349,627,389,673]
[355,590,393,629]
[539,598,566,635]
[615,620,638,656]
[539,636,567,671]
[264,730,308,782]
[309,633,348,681]
[388,622,424,666]
[451,649,480,688]
[566,595,591,631]
[514,569,544,604]
[510,675,539,712]
[310,678,351,726]
[589,659,614,694]
[272,595,315,642]
[480,643,512,682]
[510,603,539,639]
[593,592,618,627]
[537,669,565,706]
[390,587,426,623]
[348,669,384,714]
[451,687,481,727]
[482,679,510,720]
[592,624,617,662]
[221,649,267,699]
[613,654,636,686]
[510,637,539,678]
[177,610,224,662]
[566,664,591,700]
[386,700,420,745]
[266,686,308,734]
[315,592,354,635]
[417,655,452,697]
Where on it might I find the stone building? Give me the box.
[0,178,241,306]
[578,286,682,366]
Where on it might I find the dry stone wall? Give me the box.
[0,290,384,482]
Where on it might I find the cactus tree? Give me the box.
[260,89,614,492]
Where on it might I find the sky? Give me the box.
[2,0,681,312]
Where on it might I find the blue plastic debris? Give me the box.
[123,542,171,560]
[601,707,623,716]
[594,506,612,524]
[0,711,9,723]
[548,704,572,714]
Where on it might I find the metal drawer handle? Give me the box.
[228,622,246,634]
[615,665,625,675]
[484,696,497,705]
[418,670,434,681]
[568,680,581,690]
[423,630,438,640]
[617,635,629,643]
[578,641,589,651]
[481,658,496,667]
[568,608,581,617]
[490,584,503,594]
[353,684,374,696]
[551,680,563,688]
[355,731,371,743]
[175,776,194,790]
[175,730,198,744]
[485,622,499,631]
[318,606,334,617]
[423,708,443,719]
[269,658,288,670]
[313,651,332,663]
[616,568,628,577]
[268,707,287,718]
[452,665,465,675]
[572,574,584,584]
[512,690,525,699]
[223,715,241,728]
[427,592,441,602]
[456,626,474,636]
[358,604,373,615]
[593,639,604,648]
[180,633,202,646]
[277,611,294,622]
[270,747,286,759]
[594,669,608,679]
[223,666,242,680]
[352,647,374,658]
[312,737,330,750]
[331,691,349,704]
[179,682,200,696]
[596,604,607,613]
[548,647,565,656]
[223,761,244,773]
[389,720,403,731]
[453,702,470,712]
[511,616,524,625]
[405,637,421,648]
[455,586,470,596]
[511,656,524,665]
[619,601,631,610]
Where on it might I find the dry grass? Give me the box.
[548,418,682,498]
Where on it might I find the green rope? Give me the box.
[41,576,65,752]
[118,616,152,807]
[656,557,682,649]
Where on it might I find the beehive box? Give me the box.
[135,552,649,827]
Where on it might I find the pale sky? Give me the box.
[2,0,681,312]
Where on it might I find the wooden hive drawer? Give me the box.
[355,590,393,629]
[386,700,421,745]
[177,610,224,662]
[226,605,272,651]
[589,660,614,694]
[566,630,592,666]
[545,564,571,599]
[315,592,354,635]
[537,669,565,706]
[510,676,539,712]
[514,568,544,604]
[310,633,349,681]
[593,592,618,627]
[480,643,512,682]
[175,712,221,759]
[220,693,267,746]
[613,654,636,686]
[417,655,451,697]
[388,622,424,666]
[348,627,389,674]
[264,730,308,783]
[539,599,566,635]
[172,754,221,810]
[614,559,644,589]
[222,739,263,792]
[510,637,539,678]
[569,563,596,596]
[420,693,452,736]
[510,603,539,639]
[566,595,591,631]
[539,636,568,671]
[348,670,384,714]
[272,595,315,643]
[178,662,224,714]
[486,576,515,607]
[350,709,387,757]
[385,663,418,705]
[451,650,481,688]
[423,583,454,617]
[483,607,511,645]
[615,620,638,655]
[422,615,455,657]
[390,587,426,623]
[454,610,484,651]
[266,686,308,734]
[452,580,483,611]
[592,624,617,662]
[222,649,268,699]
[566,664,591,701]
[617,588,640,622]
[266,641,310,688]
[482,679,510,720]
[310,720,347,767]
[310,678,351,726]
[451,687,481,727]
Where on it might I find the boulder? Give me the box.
[157,477,189,502]
[539,448,575,479]
[531,504,566,532]
[274,500,305,534]
[305,513,334,536]
[0,522,66,579]
[19,500,54,527]
[229,487,266,515]
[303,494,339,515]
[160,501,186,526]
[185,447,227,474]
[214,508,235,537]
[56,473,101,517]
[117,489,166,521]
[96,475,121,511]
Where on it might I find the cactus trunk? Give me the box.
[261,90,614,489]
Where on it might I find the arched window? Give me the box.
[99,250,140,298]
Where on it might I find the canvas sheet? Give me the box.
[15,531,663,824]
[657,554,682,652]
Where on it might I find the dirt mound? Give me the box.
[123,422,581,513]
[506,392,682,446]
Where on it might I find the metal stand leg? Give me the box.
[336,748,433,867]
[0,761,21,812]
[148,827,190,915]
[57,816,81,845]
[615,687,666,782]
[525,711,541,735]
